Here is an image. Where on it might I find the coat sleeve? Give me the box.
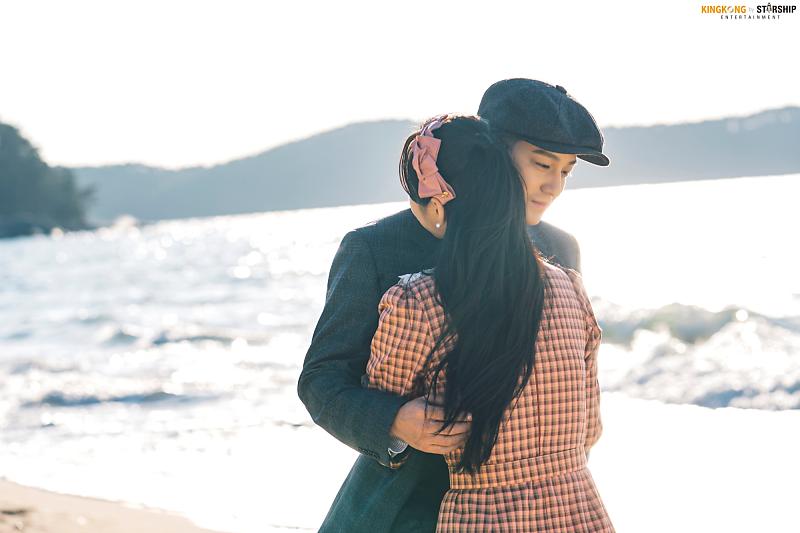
[297,230,409,468]
[363,282,436,469]
[564,268,603,456]
[571,233,583,275]
[527,221,582,274]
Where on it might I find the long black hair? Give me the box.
[399,115,546,473]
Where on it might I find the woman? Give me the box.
[363,114,614,531]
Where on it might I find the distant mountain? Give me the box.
[73,120,417,223]
[593,106,800,186]
[72,107,800,223]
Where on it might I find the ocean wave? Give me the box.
[8,359,78,375]
[101,328,139,345]
[94,324,273,348]
[151,331,244,346]
[599,315,800,410]
[22,390,216,408]
[3,329,32,341]
[597,300,799,346]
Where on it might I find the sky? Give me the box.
[1,0,798,169]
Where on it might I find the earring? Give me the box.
[435,223,441,229]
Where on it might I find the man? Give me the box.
[297,79,610,532]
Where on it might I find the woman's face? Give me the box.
[509,140,577,225]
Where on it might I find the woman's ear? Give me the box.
[429,197,445,221]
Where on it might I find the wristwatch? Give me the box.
[388,436,409,457]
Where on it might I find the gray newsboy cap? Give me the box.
[478,78,610,166]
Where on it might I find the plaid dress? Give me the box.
[365,260,615,532]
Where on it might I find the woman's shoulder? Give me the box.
[540,256,578,280]
[540,257,589,301]
[377,271,444,340]
[382,270,438,314]
[397,268,434,287]
[541,258,600,329]
[395,269,437,303]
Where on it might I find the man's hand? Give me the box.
[389,396,471,454]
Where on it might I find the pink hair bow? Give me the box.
[412,115,456,205]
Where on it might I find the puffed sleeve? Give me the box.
[564,268,604,456]
[363,280,437,469]
[365,282,435,399]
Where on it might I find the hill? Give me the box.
[72,107,800,223]
[0,122,94,238]
[74,120,416,223]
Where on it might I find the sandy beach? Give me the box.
[0,480,223,533]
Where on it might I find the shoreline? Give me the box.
[0,479,225,533]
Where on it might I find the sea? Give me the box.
[1,173,798,533]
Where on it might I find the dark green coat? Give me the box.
[297,208,581,532]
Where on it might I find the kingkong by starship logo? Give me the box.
[700,3,797,18]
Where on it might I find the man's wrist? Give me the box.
[388,435,409,457]
[371,393,411,466]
